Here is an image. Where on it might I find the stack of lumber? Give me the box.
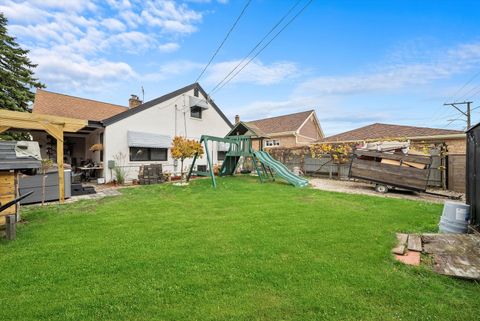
[380,158,426,169]
[359,142,428,169]
[138,164,165,185]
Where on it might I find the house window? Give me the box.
[129,147,168,161]
[217,151,227,161]
[190,106,202,119]
[264,140,280,147]
[197,165,207,172]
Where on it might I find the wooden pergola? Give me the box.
[0,109,87,202]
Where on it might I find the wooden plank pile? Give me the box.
[138,164,165,185]
[380,149,428,169]
[350,149,432,192]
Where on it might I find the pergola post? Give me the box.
[43,123,65,203]
[57,139,65,202]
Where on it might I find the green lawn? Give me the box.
[1,176,478,321]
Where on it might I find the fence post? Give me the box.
[5,214,16,240]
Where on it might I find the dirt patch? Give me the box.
[309,178,464,204]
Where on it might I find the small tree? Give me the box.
[171,136,204,182]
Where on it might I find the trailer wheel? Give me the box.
[375,184,389,193]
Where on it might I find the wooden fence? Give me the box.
[268,146,447,189]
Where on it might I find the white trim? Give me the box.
[296,111,314,133]
[297,112,324,138]
[267,131,296,137]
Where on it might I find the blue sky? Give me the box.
[1,0,480,135]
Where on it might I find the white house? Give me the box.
[31,83,233,182]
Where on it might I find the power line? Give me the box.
[207,0,303,95]
[457,82,480,101]
[467,86,480,101]
[194,0,252,83]
[446,70,480,103]
[210,0,314,96]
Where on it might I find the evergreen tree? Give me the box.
[0,13,44,112]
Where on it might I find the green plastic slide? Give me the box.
[254,151,309,187]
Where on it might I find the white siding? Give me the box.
[103,88,231,182]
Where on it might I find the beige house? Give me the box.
[227,110,324,150]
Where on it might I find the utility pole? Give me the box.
[443,101,472,129]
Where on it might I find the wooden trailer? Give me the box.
[349,149,432,193]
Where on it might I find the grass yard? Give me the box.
[1,176,478,321]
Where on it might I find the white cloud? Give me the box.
[158,42,180,53]
[141,0,203,34]
[31,48,136,92]
[102,31,154,53]
[296,42,480,96]
[230,41,480,134]
[105,0,132,10]
[0,0,209,92]
[203,59,299,86]
[143,60,203,81]
[28,0,96,12]
[0,1,48,23]
[101,18,126,32]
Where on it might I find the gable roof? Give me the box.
[226,121,270,138]
[323,123,464,142]
[246,110,315,134]
[33,89,127,121]
[103,83,233,127]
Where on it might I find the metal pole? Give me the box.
[204,139,216,188]
[467,101,471,129]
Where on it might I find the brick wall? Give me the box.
[444,138,466,154]
[299,117,321,140]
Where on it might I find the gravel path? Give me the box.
[309,178,464,204]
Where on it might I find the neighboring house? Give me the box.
[322,123,466,192]
[32,83,232,182]
[227,110,324,149]
[322,123,465,153]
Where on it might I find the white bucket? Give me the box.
[438,201,470,234]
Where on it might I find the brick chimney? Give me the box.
[235,115,240,124]
[129,94,142,109]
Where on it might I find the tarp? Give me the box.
[15,141,42,160]
[127,131,172,148]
